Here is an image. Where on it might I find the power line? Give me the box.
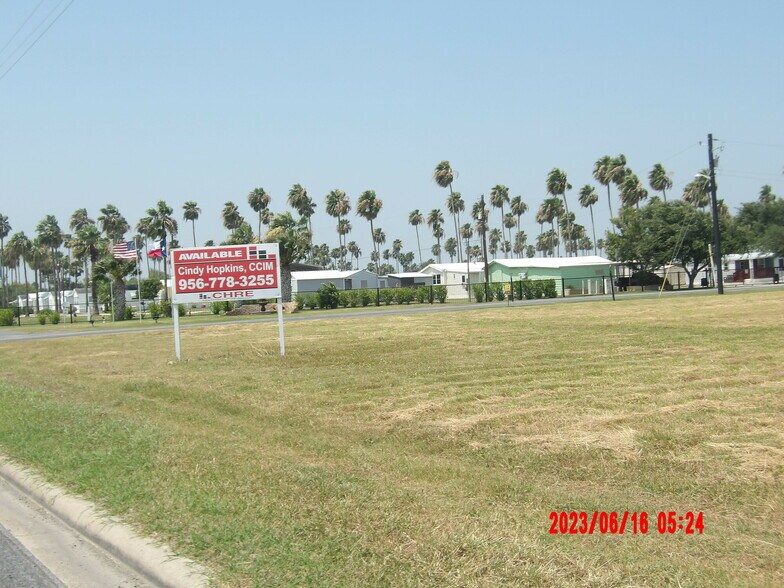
[0,0,46,59]
[0,0,75,84]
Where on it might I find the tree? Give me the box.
[488,228,502,256]
[546,169,573,255]
[538,198,563,256]
[489,184,510,243]
[433,160,461,261]
[182,201,201,246]
[459,223,473,263]
[510,196,527,257]
[264,212,311,300]
[7,232,31,313]
[758,185,776,204]
[247,188,271,239]
[221,201,244,232]
[619,172,648,209]
[648,163,673,201]
[144,201,178,299]
[391,239,403,272]
[35,215,64,312]
[325,189,351,267]
[682,170,712,209]
[513,230,527,257]
[427,209,444,263]
[357,191,383,274]
[578,185,599,255]
[0,213,10,307]
[408,209,425,265]
[70,224,104,315]
[444,237,457,262]
[735,196,784,256]
[593,154,626,225]
[347,241,361,270]
[288,184,315,257]
[445,192,465,262]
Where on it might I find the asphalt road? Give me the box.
[1,285,777,345]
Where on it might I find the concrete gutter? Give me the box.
[0,457,210,588]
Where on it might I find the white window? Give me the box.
[461,275,466,284]
[432,274,441,285]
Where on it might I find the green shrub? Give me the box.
[359,290,373,307]
[293,294,308,309]
[0,309,14,326]
[542,279,558,298]
[317,283,340,309]
[433,285,447,303]
[379,288,394,305]
[211,301,223,315]
[160,299,186,317]
[415,287,430,303]
[148,302,162,321]
[50,311,60,324]
[490,283,505,302]
[396,287,414,304]
[124,306,135,320]
[37,313,47,325]
[337,290,351,308]
[347,290,360,307]
[307,296,319,310]
[472,283,485,303]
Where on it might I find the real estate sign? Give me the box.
[171,243,281,303]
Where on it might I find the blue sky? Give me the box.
[1,0,782,265]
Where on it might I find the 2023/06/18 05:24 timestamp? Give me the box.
[549,511,705,535]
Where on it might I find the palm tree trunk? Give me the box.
[452,213,460,263]
[415,226,422,266]
[51,248,60,313]
[192,220,197,247]
[589,205,597,256]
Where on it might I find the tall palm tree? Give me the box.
[546,169,573,255]
[28,239,49,313]
[537,198,562,256]
[509,195,528,257]
[373,228,386,264]
[7,232,31,313]
[347,241,361,270]
[356,190,383,273]
[144,201,177,299]
[325,189,351,265]
[682,170,712,209]
[513,230,527,258]
[0,213,10,307]
[758,184,776,204]
[70,224,104,315]
[247,188,271,239]
[288,184,315,256]
[488,228,502,256]
[594,154,626,226]
[98,204,130,243]
[459,223,473,264]
[619,172,648,209]
[337,219,352,269]
[503,213,517,256]
[427,209,444,263]
[182,201,201,246]
[489,184,510,243]
[391,239,403,272]
[408,209,425,265]
[35,215,64,311]
[578,185,599,255]
[445,191,465,262]
[471,197,490,268]
[221,201,244,233]
[69,208,93,232]
[648,163,673,201]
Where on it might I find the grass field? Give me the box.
[1,290,782,587]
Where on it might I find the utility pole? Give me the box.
[707,133,724,294]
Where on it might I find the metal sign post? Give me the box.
[171,243,284,360]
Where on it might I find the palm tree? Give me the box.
[356,190,383,273]
[578,185,599,255]
[182,201,201,246]
[546,169,573,255]
[70,224,103,315]
[373,228,386,261]
[35,215,64,312]
[28,239,49,313]
[69,208,93,232]
[337,219,352,268]
[488,228,502,256]
[408,209,425,265]
[503,213,517,255]
[221,201,244,233]
[513,230,527,258]
[325,189,351,266]
[392,239,403,272]
[0,213,10,307]
[594,154,625,226]
[144,201,178,299]
[619,172,648,209]
[347,241,361,270]
[471,197,490,268]
[758,184,776,204]
[509,196,528,257]
[7,232,31,313]
[287,184,315,256]
[489,184,510,243]
[445,191,465,262]
[682,171,712,209]
[427,209,444,263]
[444,237,457,262]
[247,188,271,239]
[459,223,473,263]
[648,163,673,201]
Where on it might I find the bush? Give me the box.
[139,278,162,301]
[160,299,186,317]
[211,301,234,315]
[541,279,558,298]
[317,283,340,309]
[415,287,430,304]
[347,290,360,307]
[433,285,447,303]
[359,290,373,307]
[396,287,414,304]
[124,306,135,320]
[38,313,47,325]
[307,296,319,310]
[489,283,504,302]
[472,283,485,303]
[0,309,14,326]
[379,288,394,305]
[337,290,352,308]
[293,294,309,309]
[148,302,162,321]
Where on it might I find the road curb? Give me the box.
[0,457,209,588]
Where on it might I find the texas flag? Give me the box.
[148,238,167,259]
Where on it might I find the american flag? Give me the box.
[113,241,139,260]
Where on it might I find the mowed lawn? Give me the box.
[1,291,782,587]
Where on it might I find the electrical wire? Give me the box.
[0,0,46,59]
[0,0,75,83]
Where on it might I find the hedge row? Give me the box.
[295,284,449,310]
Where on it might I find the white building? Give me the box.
[385,272,433,288]
[419,262,486,299]
[291,269,379,294]
[723,251,783,284]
